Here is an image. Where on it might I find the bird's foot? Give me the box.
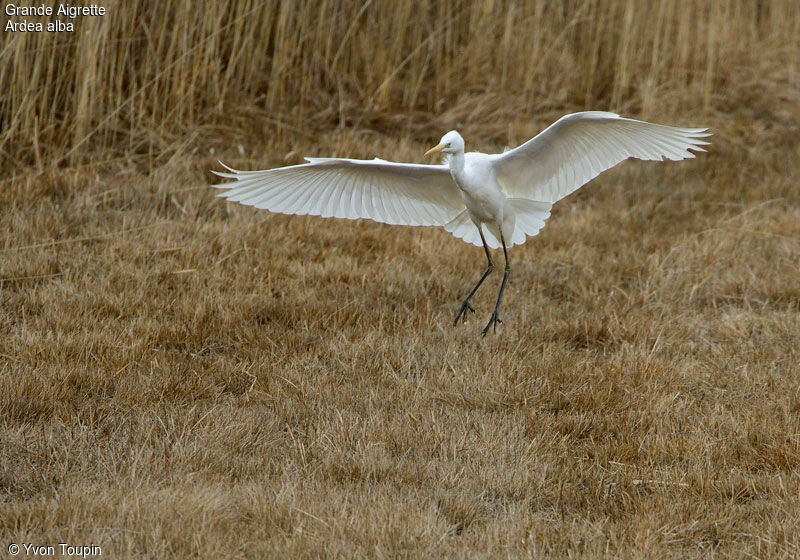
[454,300,476,326]
[481,312,502,336]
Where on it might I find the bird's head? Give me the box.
[425,131,464,157]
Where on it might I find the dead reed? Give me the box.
[1,0,797,169]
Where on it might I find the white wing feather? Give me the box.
[211,158,464,227]
[491,111,711,202]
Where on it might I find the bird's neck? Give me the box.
[448,151,465,181]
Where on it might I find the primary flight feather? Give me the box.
[211,111,710,335]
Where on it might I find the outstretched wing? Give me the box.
[211,157,464,227]
[491,111,711,202]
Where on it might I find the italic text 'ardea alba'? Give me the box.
[211,111,710,335]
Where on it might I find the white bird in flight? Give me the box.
[211,111,709,335]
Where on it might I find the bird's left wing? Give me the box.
[490,111,710,203]
[211,157,464,226]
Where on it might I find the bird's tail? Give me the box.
[445,199,552,250]
[505,199,552,247]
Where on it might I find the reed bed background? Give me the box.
[2,1,800,558]
[2,0,797,168]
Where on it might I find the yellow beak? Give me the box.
[424,143,445,157]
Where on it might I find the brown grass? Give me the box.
[2,1,800,558]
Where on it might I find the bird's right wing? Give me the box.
[491,111,711,202]
[211,157,464,227]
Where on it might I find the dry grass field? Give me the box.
[2,1,800,558]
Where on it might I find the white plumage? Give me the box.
[211,111,710,335]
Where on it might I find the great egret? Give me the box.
[211,111,709,335]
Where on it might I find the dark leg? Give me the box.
[482,232,510,336]
[454,228,494,326]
